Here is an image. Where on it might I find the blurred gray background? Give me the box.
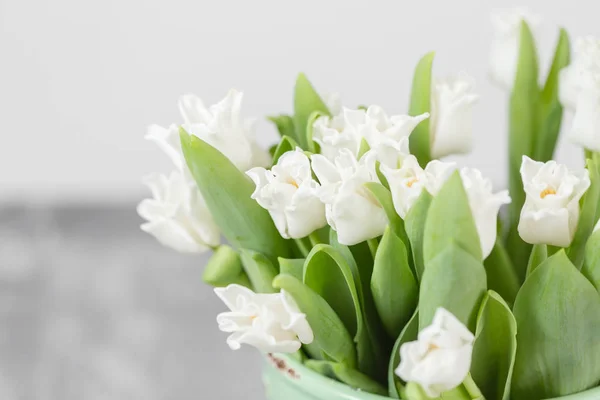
[0,0,596,398]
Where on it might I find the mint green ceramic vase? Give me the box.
[262,354,600,400]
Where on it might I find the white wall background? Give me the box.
[0,0,594,204]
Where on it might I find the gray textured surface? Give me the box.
[0,206,263,399]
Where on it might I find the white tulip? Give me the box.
[559,37,600,111]
[312,106,428,160]
[214,284,314,353]
[246,149,327,239]
[518,156,591,247]
[568,84,600,152]
[489,8,542,89]
[311,149,388,245]
[137,171,220,253]
[396,308,474,398]
[382,157,456,219]
[179,89,271,171]
[460,168,511,259]
[430,76,479,159]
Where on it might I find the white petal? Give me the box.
[489,9,542,89]
[519,207,572,247]
[430,76,478,159]
[140,219,210,253]
[178,94,212,125]
[311,154,342,186]
[145,124,185,171]
[138,170,220,253]
[280,290,314,344]
[461,168,511,259]
[330,179,388,245]
[559,37,600,112]
[569,88,600,152]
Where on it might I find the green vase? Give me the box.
[263,354,600,400]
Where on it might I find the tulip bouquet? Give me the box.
[138,9,600,400]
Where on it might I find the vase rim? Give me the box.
[265,353,600,400]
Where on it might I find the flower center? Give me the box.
[406,177,419,188]
[287,178,299,188]
[540,187,557,199]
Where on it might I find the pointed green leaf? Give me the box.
[305,360,387,396]
[268,114,296,140]
[303,245,363,342]
[507,21,540,274]
[408,52,434,166]
[405,190,433,281]
[272,274,357,367]
[484,239,520,305]
[239,249,278,293]
[363,182,408,244]
[536,28,570,161]
[423,172,482,264]
[180,130,291,259]
[272,135,299,164]
[526,243,547,278]
[202,245,250,288]
[419,243,487,331]
[278,257,304,282]
[512,250,600,400]
[328,230,389,382]
[371,227,418,339]
[567,156,600,268]
[388,310,419,398]
[357,137,371,159]
[471,291,517,400]
[582,230,600,293]
[305,110,326,153]
[294,73,330,150]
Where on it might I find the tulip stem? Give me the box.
[462,373,486,399]
[308,232,323,247]
[294,238,311,257]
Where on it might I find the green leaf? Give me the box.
[268,114,296,140]
[202,245,251,288]
[483,239,520,305]
[272,135,299,164]
[471,291,517,400]
[294,73,330,150]
[272,274,357,367]
[363,182,408,245]
[239,249,278,293]
[511,250,600,400]
[305,360,387,396]
[408,52,434,166]
[357,137,371,159]
[567,156,600,268]
[419,243,487,331]
[388,310,419,398]
[278,257,304,281]
[305,110,326,153]
[582,230,600,293]
[371,227,418,339]
[180,130,291,259]
[405,190,433,281]
[526,243,547,278]
[536,28,570,161]
[507,21,539,274]
[328,230,390,382]
[423,172,482,265]
[303,245,363,341]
